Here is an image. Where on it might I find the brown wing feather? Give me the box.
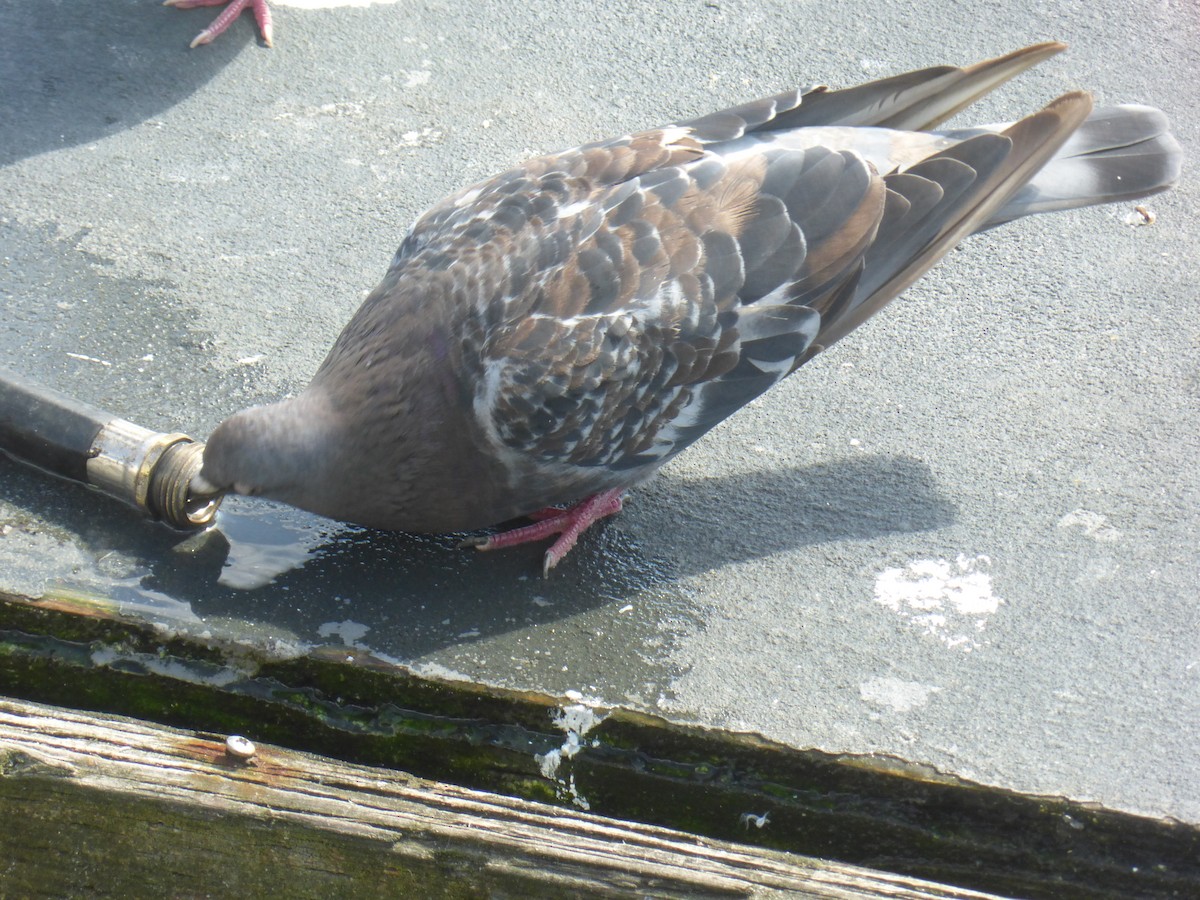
[478,145,885,472]
[811,91,1094,353]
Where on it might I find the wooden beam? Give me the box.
[0,696,1006,899]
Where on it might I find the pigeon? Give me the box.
[195,43,1181,574]
[165,0,272,48]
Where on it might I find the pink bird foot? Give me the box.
[165,0,273,48]
[464,489,625,576]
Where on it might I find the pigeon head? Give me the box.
[197,391,341,512]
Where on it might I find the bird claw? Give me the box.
[166,0,273,49]
[460,489,625,575]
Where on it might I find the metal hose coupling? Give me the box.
[1,368,222,529]
[87,422,221,529]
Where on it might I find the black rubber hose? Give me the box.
[0,367,220,528]
[0,367,111,483]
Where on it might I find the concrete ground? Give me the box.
[1,0,1196,824]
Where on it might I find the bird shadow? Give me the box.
[0,450,955,664]
[0,0,249,167]
[636,453,957,571]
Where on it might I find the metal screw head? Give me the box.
[225,735,257,760]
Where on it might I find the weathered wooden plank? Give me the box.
[3,590,1199,899]
[0,696,1007,899]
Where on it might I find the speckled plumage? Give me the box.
[198,43,1181,569]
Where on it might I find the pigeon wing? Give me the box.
[469,136,886,474]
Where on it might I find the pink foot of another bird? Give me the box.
[465,489,625,576]
[165,0,273,48]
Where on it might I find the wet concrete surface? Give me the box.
[1,0,1197,824]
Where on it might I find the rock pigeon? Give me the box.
[195,43,1181,574]
[165,0,272,48]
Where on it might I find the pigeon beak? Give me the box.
[189,472,221,497]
